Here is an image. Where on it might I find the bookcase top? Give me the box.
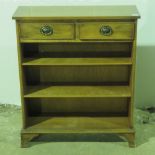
[13,6,140,20]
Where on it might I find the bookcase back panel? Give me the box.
[26,98,128,116]
[23,42,132,58]
[24,66,130,85]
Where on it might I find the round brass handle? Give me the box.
[40,25,53,36]
[100,26,113,36]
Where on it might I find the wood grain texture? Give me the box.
[23,42,131,58]
[13,6,140,147]
[19,22,75,40]
[38,42,131,52]
[26,66,130,83]
[20,39,133,43]
[79,22,135,40]
[16,22,28,128]
[22,116,133,133]
[129,21,138,128]
[22,58,132,66]
[24,85,131,98]
[26,98,128,115]
[12,6,140,20]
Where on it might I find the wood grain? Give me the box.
[23,116,133,133]
[13,6,140,147]
[24,85,131,98]
[12,6,140,20]
[79,22,135,40]
[25,66,130,83]
[19,22,75,40]
[26,98,128,115]
[22,58,132,66]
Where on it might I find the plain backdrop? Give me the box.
[0,0,155,108]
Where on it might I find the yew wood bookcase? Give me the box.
[13,6,140,147]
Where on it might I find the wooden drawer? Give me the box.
[79,22,135,40]
[19,23,75,40]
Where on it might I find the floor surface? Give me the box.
[0,104,155,155]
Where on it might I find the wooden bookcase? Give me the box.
[13,6,140,147]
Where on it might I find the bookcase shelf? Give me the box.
[23,116,134,134]
[22,58,132,66]
[24,85,131,98]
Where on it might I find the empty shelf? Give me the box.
[24,85,131,98]
[22,58,132,66]
[22,116,133,134]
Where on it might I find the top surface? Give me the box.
[12,6,140,20]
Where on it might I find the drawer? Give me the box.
[19,23,75,40]
[79,22,135,40]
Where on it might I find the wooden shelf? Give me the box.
[22,116,134,134]
[22,58,132,66]
[20,39,133,43]
[24,85,131,98]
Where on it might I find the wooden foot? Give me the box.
[120,133,135,147]
[21,133,40,148]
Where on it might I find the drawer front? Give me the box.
[79,22,135,40]
[19,23,75,40]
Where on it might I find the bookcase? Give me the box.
[13,6,140,147]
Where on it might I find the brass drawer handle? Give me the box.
[100,26,113,36]
[40,25,53,36]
